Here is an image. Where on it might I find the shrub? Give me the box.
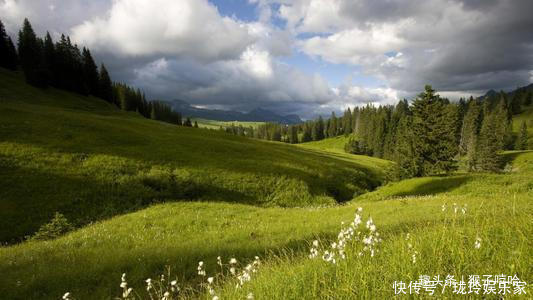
[32,212,73,241]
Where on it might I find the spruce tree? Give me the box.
[343,108,352,135]
[313,116,325,141]
[82,48,99,96]
[516,121,528,150]
[289,125,298,144]
[411,85,458,176]
[459,97,483,170]
[194,121,199,128]
[328,112,337,137]
[98,64,113,103]
[5,36,18,70]
[184,117,192,127]
[42,32,55,83]
[18,18,44,86]
[0,20,17,70]
[391,115,419,179]
[302,123,312,142]
[476,112,502,171]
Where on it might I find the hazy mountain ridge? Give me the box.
[168,99,303,124]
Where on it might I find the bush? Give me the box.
[32,212,73,241]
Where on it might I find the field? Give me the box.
[192,118,265,130]
[0,68,531,299]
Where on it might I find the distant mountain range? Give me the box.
[167,99,302,124]
[480,83,533,99]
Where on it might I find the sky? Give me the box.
[1,0,533,118]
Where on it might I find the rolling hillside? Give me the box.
[0,68,531,299]
[0,68,387,244]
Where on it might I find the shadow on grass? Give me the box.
[391,176,472,198]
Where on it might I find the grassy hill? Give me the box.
[0,68,387,244]
[1,151,531,299]
[0,69,531,299]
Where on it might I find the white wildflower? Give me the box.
[62,292,71,300]
[474,236,482,249]
[197,261,206,276]
[247,292,254,299]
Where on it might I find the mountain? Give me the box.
[169,99,303,124]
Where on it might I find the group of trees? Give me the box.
[1,18,186,127]
[223,85,530,178]
[345,86,530,178]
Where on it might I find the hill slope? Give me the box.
[0,68,388,243]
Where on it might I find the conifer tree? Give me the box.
[5,36,18,70]
[184,117,192,127]
[42,32,55,83]
[391,115,419,179]
[98,64,113,103]
[302,122,312,142]
[524,91,532,106]
[289,125,298,144]
[82,48,99,96]
[194,121,199,128]
[328,112,337,137]
[459,97,483,170]
[312,116,325,141]
[411,85,457,175]
[18,19,45,86]
[0,20,17,70]
[476,112,502,171]
[516,121,528,150]
[343,108,352,135]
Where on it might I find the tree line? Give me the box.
[0,18,188,126]
[223,85,530,179]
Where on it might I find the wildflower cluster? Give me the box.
[405,233,418,264]
[235,256,261,288]
[120,273,134,299]
[310,207,381,264]
[447,202,467,215]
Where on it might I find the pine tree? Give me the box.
[328,112,337,137]
[194,121,199,128]
[391,115,419,179]
[312,116,325,141]
[98,64,113,103]
[302,122,312,142]
[411,85,458,176]
[289,125,298,144]
[0,19,17,70]
[5,36,18,70]
[516,121,528,150]
[184,117,192,127]
[42,32,55,83]
[476,112,502,171]
[82,48,99,96]
[343,108,352,135]
[18,19,45,86]
[459,97,483,170]
[524,91,532,106]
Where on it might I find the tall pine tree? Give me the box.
[411,85,458,176]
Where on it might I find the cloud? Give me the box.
[130,45,336,118]
[70,0,254,62]
[279,0,533,96]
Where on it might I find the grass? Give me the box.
[191,118,265,130]
[0,67,387,243]
[0,68,531,299]
[1,151,531,299]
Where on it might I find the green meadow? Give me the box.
[0,68,531,299]
[192,118,265,130]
